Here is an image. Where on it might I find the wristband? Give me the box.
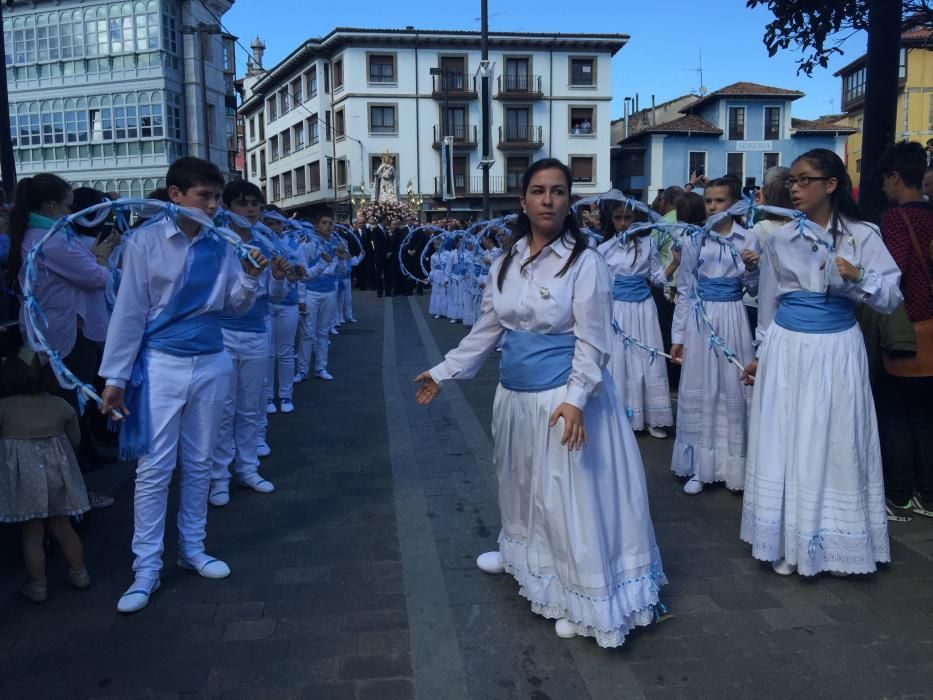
[856,265,865,283]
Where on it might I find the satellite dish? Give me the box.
[699,86,709,96]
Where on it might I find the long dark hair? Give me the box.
[497,158,588,290]
[793,148,863,242]
[7,173,71,287]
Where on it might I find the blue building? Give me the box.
[611,82,856,201]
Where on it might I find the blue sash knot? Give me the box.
[612,275,651,302]
[697,276,743,301]
[499,330,576,392]
[774,291,856,334]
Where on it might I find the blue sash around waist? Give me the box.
[613,275,651,302]
[120,234,227,460]
[774,291,856,334]
[305,274,338,294]
[697,276,743,302]
[499,330,576,393]
[221,295,269,334]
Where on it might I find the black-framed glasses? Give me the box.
[785,175,832,189]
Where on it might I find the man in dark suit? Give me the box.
[369,223,390,297]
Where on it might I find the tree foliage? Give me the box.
[747,0,933,75]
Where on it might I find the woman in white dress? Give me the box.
[670,183,760,495]
[444,235,465,323]
[427,237,448,319]
[415,159,666,648]
[598,203,678,438]
[741,149,902,576]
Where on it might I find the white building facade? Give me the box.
[238,28,627,219]
[4,0,239,195]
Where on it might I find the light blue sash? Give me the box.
[499,330,576,393]
[774,291,856,334]
[120,233,227,460]
[222,236,271,334]
[613,275,651,302]
[697,276,743,301]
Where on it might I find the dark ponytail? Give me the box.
[792,148,863,243]
[6,173,71,287]
[497,158,588,291]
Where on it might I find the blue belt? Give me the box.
[774,291,856,334]
[613,275,651,302]
[499,330,576,392]
[697,276,743,302]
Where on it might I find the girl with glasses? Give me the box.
[741,148,903,577]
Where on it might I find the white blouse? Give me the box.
[430,235,612,411]
[756,216,903,345]
[672,223,760,345]
[597,233,670,288]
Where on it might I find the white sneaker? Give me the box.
[683,476,704,495]
[772,559,796,576]
[347,318,359,323]
[208,481,230,507]
[293,373,306,384]
[330,328,340,335]
[116,578,160,614]
[554,618,577,639]
[432,315,440,319]
[476,551,505,574]
[238,475,275,494]
[280,400,295,414]
[266,401,277,415]
[257,442,271,458]
[647,426,668,439]
[449,318,458,324]
[316,369,334,381]
[177,555,231,579]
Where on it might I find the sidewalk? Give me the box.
[1,290,932,699]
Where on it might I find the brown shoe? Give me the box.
[21,580,48,603]
[67,567,91,590]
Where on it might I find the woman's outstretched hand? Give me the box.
[414,371,441,405]
[549,402,587,451]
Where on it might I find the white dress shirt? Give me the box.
[756,216,903,346]
[99,218,259,388]
[430,235,612,411]
[598,234,670,286]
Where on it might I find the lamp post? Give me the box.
[429,66,452,214]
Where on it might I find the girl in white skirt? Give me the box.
[415,158,666,648]
[444,235,465,323]
[427,237,448,318]
[741,149,902,576]
[671,184,760,494]
[598,202,679,438]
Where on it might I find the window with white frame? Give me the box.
[688,151,707,179]
[569,155,594,183]
[728,107,745,141]
[727,152,744,180]
[763,152,780,171]
[764,106,781,140]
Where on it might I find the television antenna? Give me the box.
[684,50,707,96]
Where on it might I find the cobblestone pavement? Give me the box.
[2,291,933,699]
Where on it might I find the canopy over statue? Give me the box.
[373,152,397,203]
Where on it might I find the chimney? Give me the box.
[651,94,656,126]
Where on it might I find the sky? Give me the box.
[222,0,867,121]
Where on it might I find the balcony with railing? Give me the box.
[432,124,478,149]
[431,72,477,99]
[496,74,543,99]
[497,125,543,150]
[433,175,523,197]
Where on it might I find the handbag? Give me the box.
[883,208,933,377]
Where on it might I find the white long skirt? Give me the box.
[492,370,666,648]
[462,285,481,326]
[609,298,673,431]
[446,278,463,320]
[429,282,448,317]
[740,323,890,575]
[671,299,753,490]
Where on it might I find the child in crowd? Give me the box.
[427,236,448,319]
[0,347,91,603]
[671,179,759,495]
[99,157,268,614]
